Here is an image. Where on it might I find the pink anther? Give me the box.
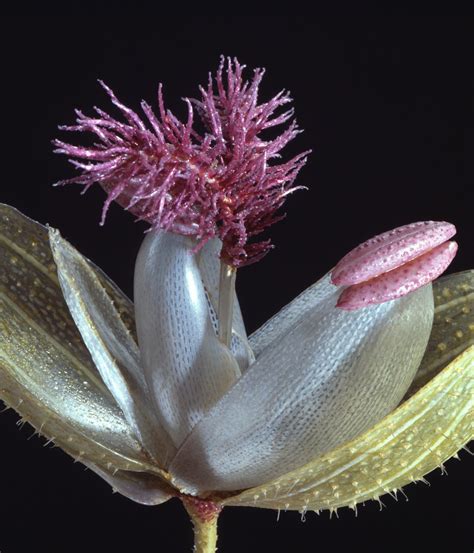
[332,221,458,311]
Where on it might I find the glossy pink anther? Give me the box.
[332,221,458,311]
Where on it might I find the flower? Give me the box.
[0,59,473,553]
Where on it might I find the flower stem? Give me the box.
[218,261,236,348]
[182,497,222,553]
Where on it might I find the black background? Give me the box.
[1,16,473,553]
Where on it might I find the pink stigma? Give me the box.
[332,221,458,310]
[53,57,309,268]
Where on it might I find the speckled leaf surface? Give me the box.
[85,462,174,505]
[0,204,167,480]
[223,271,474,511]
[50,227,174,466]
[406,270,474,397]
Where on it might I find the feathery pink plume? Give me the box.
[53,57,309,267]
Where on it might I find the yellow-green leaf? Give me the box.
[0,204,165,479]
[406,270,474,397]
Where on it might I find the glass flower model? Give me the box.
[0,58,472,553]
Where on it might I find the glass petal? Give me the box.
[50,228,174,465]
[224,343,473,510]
[197,238,254,371]
[0,204,164,477]
[134,231,241,451]
[249,272,331,358]
[169,276,434,493]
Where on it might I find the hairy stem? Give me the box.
[182,497,222,553]
[218,262,236,348]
